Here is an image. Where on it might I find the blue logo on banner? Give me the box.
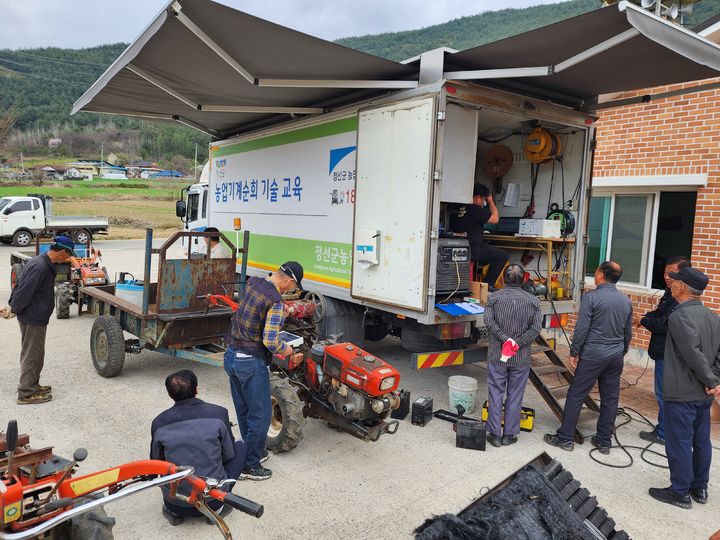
[329,146,357,175]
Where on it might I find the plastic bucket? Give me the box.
[448,375,479,414]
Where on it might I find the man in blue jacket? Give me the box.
[1,235,74,404]
[151,369,247,526]
[637,256,690,445]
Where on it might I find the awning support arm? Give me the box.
[443,27,640,80]
[256,79,418,89]
[199,105,324,114]
[127,64,199,109]
[170,1,258,85]
[173,115,218,137]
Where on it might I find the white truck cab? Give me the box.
[0,197,45,246]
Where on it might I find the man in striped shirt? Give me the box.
[484,264,542,447]
[224,261,304,480]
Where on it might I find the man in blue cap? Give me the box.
[1,235,74,404]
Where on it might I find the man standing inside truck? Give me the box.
[451,184,508,288]
[224,262,303,481]
[1,235,74,404]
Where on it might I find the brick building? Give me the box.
[584,71,720,356]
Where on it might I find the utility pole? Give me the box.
[20,152,24,171]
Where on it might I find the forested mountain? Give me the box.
[1,0,719,163]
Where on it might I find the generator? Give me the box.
[436,237,470,295]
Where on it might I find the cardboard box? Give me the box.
[470,281,488,303]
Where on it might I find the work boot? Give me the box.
[162,506,184,526]
[37,385,52,394]
[487,434,502,447]
[240,465,272,481]
[690,487,708,504]
[501,435,518,446]
[17,393,52,405]
[591,436,610,455]
[649,487,692,510]
[639,429,665,445]
[543,433,574,451]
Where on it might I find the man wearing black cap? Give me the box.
[1,235,74,404]
[649,266,720,509]
[451,184,508,287]
[224,261,303,480]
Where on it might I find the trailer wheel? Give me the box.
[72,229,91,244]
[10,262,23,289]
[266,374,306,453]
[55,283,74,319]
[91,316,125,377]
[12,230,32,247]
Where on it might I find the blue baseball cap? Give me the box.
[52,235,76,256]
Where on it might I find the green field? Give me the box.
[0,179,185,200]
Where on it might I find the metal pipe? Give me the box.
[142,228,153,315]
[239,230,250,298]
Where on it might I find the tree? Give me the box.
[0,106,17,148]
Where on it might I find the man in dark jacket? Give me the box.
[224,262,302,481]
[151,369,247,526]
[649,267,720,509]
[484,264,542,448]
[637,256,690,445]
[1,236,74,404]
[545,261,632,453]
[450,184,508,287]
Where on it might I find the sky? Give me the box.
[0,0,564,50]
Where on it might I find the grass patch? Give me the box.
[0,183,177,200]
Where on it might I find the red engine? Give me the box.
[305,342,400,422]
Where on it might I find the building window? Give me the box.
[585,191,696,289]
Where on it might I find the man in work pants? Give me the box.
[649,267,720,509]
[483,264,542,447]
[636,256,690,445]
[544,261,632,452]
[224,262,303,481]
[1,236,74,404]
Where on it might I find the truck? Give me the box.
[177,88,588,358]
[0,194,109,247]
[71,0,720,364]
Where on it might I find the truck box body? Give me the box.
[189,82,591,328]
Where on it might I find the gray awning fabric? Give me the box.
[72,0,416,138]
[74,0,720,132]
[444,1,720,107]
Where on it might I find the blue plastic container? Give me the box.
[115,280,144,305]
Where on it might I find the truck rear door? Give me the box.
[351,96,436,311]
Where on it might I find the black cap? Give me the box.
[280,261,304,290]
[669,267,709,291]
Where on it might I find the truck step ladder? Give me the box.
[528,335,601,444]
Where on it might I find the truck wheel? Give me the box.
[266,374,306,453]
[55,283,74,319]
[400,329,447,353]
[10,263,23,289]
[12,230,32,247]
[73,229,91,244]
[91,316,125,377]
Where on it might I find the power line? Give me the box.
[0,66,92,89]
[1,50,108,68]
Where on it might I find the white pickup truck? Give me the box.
[0,194,109,246]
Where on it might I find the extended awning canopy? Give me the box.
[73,0,720,137]
[71,0,417,138]
[443,1,720,108]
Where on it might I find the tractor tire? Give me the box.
[90,316,125,378]
[266,374,306,453]
[55,283,74,319]
[53,495,116,540]
[10,262,23,289]
[72,229,91,245]
[12,229,33,247]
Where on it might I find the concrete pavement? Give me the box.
[0,240,718,539]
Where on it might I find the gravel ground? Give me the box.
[1,240,718,540]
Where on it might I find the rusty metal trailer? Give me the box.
[79,229,248,377]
